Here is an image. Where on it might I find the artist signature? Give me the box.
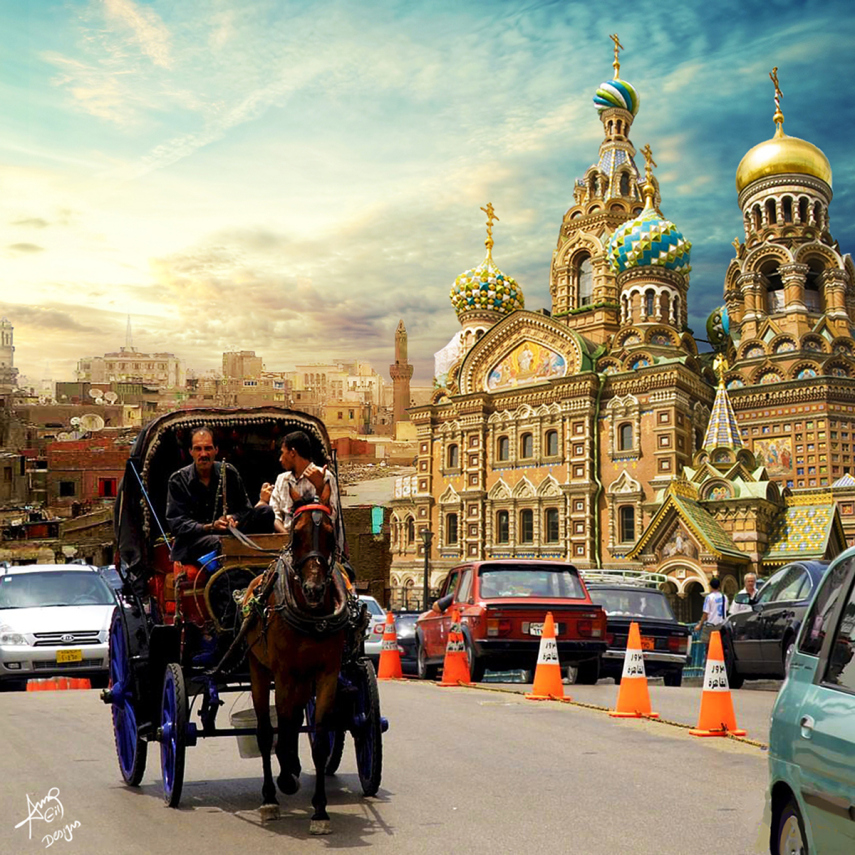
[13,788,81,848]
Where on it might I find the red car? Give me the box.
[415,560,607,682]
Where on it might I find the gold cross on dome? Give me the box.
[609,33,624,78]
[641,143,657,183]
[769,66,784,128]
[480,202,499,252]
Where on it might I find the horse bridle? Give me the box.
[289,503,335,595]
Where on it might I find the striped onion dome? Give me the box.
[593,78,640,116]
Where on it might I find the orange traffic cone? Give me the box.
[377,612,403,680]
[690,630,746,737]
[610,621,658,719]
[526,613,564,700]
[438,609,471,686]
[77,678,92,690]
[26,678,43,692]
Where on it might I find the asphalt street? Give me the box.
[0,681,770,855]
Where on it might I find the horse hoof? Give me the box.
[259,804,280,823]
[310,819,332,836]
[277,774,300,795]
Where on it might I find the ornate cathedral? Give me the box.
[389,44,855,620]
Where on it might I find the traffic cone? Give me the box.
[438,608,471,686]
[690,631,746,737]
[77,678,92,690]
[377,612,403,680]
[609,622,658,719]
[526,613,564,700]
[26,678,43,692]
[56,676,71,690]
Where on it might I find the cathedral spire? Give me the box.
[703,355,743,450]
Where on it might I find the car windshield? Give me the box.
[591,589,675,619]
[360,597,385,617]
[0,571,114,609]
[478,565,585,599]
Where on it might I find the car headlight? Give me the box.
[0,628,28,646]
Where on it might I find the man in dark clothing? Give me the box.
[166,426,275,564]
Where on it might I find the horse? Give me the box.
[242,481,349,835]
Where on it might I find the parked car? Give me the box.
[766,546,855,855]
[393,611,421,674]
[722,561,829,688]
[0,564,116,690]
[586,583,690,686]
[415,560,606,682]
[359,594,386,663]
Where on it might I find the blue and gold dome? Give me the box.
[450,255,524,319]
[450,203,524,320]
[593,78,640,117]
[608,203,692,275]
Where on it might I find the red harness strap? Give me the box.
[293,503,332,518]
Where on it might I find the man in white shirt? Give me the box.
[729,572,759,616]
[695,576,728,647]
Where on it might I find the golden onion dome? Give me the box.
[736,126,831,194]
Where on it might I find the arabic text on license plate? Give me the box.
[57,649,83,663]
[640,637,655,651]
[528,623,563,636]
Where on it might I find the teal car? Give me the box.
[766,546,855,854]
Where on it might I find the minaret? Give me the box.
[390,320,413,425]
[0,318,18,391]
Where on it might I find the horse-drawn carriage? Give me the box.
[104,407,386,833]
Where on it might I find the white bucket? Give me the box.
[229,706,278,759]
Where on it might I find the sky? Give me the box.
[2,0,854,386]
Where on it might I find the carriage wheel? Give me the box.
[109,609,147,786]
[160,663,188,807]
[352,660,382,796]
[306,697,346,775]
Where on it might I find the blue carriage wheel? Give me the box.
[306,697,346,775]
[160,662,188,808]
[109,609,147,786]
[352,660,383,796]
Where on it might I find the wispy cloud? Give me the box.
[8,243,45,254]
[102,0,172,69]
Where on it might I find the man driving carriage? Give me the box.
[166,425,276,564]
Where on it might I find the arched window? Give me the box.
[762,260,785,313]
[545,430,559,457]
[619,172,630,197]
[805,260,824,313]
[544,508,560,543]
[497,436,510,461]
[446,513,458,545]
[447,443,459,469]
[519,509,534,543]
[798,197,808,224]
[619,423,633,451]
[752,205,762,231]
[765,198,777,225]
[644,291,655,317]
[619,506,636,543]
[496,511,510,543]
[813,201,822,228]
[520,433,534,459]
[407,518,415,546]
[576,253,594,306]
[782,196,793,223]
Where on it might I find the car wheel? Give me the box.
[773,796,809,855]
[574,657,601,685]
[463,636,486,682]
[724,642,745,689]
[416,636,437,681]
[663,670,683,687]
[0,678,27,692]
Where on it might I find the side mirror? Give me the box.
[734,592,750,605]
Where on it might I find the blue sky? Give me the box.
[1,0,854,385]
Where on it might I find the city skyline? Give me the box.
[2,0,854,385]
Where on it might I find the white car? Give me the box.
[359,594,387,663]
[0,564,116,690]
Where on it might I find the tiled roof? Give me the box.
[703,385,743,450]
[765,502,841,563]
[832,473,855,487]
[671,494,745,560]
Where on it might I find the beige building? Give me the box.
[77,348,185,389]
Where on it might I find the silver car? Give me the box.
[0,564,116,690]
[359,594,387,663]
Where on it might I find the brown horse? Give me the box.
[243,483,348,835]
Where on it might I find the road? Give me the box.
[0,681,771,855]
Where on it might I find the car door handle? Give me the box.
[800,715,815,739]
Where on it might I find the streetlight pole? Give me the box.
[420,528,433,610]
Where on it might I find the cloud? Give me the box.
[8,243,45,254]
[11,218,50,228]
[0,303,102,333]
[102,0,173,69]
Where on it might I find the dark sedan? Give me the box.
[722,560,829,688]
[587,584,690,686]
[393,612,420,674]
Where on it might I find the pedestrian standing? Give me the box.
[695,576,728,648]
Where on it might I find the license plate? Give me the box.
[527,622,564,636]
[56,649,83,663]
[640,637,655,651]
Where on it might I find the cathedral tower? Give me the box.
[390,319,414,425]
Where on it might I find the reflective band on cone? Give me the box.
[526,612,565,700]
[438,608,472,686]
[689,630,746,737]
[377,611,403,680]
[610,621,658,719]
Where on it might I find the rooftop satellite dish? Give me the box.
[88,388,100,399]
[38,396,47,405]
[104,391,118,404]
[56,432,72,442]
[79,413,105,432]
[95,398,105,405]
[70,417,81,426]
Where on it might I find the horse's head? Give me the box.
[290,484,335,609]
